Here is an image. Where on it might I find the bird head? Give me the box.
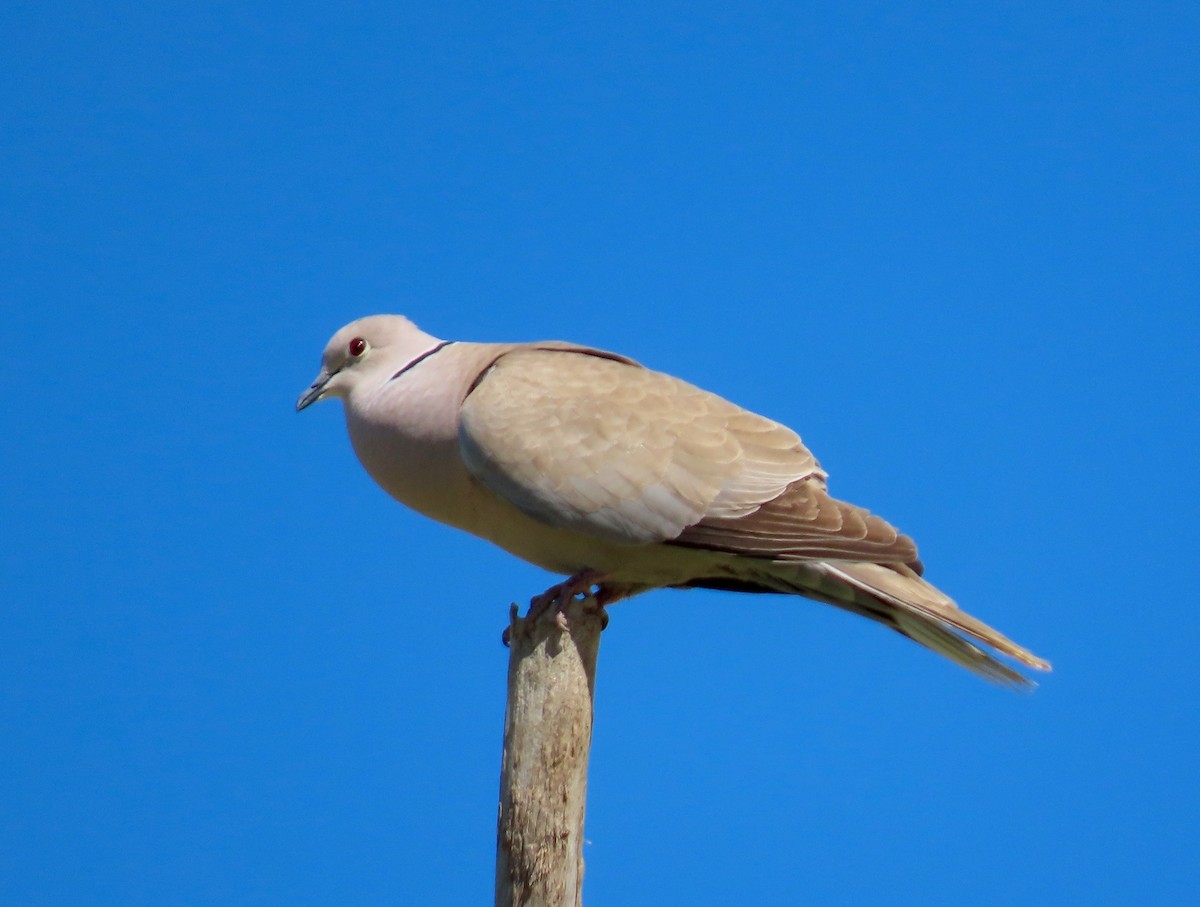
[296,315,443,411]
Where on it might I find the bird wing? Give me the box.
[458,347,917,565]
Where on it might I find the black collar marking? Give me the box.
[388,340,456,382]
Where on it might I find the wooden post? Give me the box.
[495,598,604,907]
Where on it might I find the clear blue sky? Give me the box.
[3,2,1197,904]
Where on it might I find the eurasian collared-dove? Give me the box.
[298,315,1050,688]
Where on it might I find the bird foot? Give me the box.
[501,570,610,646]
[528,569,606,622]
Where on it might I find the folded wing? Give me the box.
[459,347,916,565]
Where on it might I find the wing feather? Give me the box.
[461,348,811,542]
[673,478,920,566]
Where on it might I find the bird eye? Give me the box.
[348,337,367,357]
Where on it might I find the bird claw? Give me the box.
[501,602,519,647]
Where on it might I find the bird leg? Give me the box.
[593,582,642,608]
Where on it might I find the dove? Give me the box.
[297,315,1050,688]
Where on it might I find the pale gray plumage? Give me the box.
[298,315,1051,688]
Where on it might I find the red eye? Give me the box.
[348,337,367,357]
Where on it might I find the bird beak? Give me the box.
[296,368,332,412]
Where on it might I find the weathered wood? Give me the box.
[495,598,603,907]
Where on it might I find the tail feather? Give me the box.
[889,609,1032,689]
[742,560,1052,689]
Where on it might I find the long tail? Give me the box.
[739,560,1052,689]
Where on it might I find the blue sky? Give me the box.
[2,2,1197,903]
